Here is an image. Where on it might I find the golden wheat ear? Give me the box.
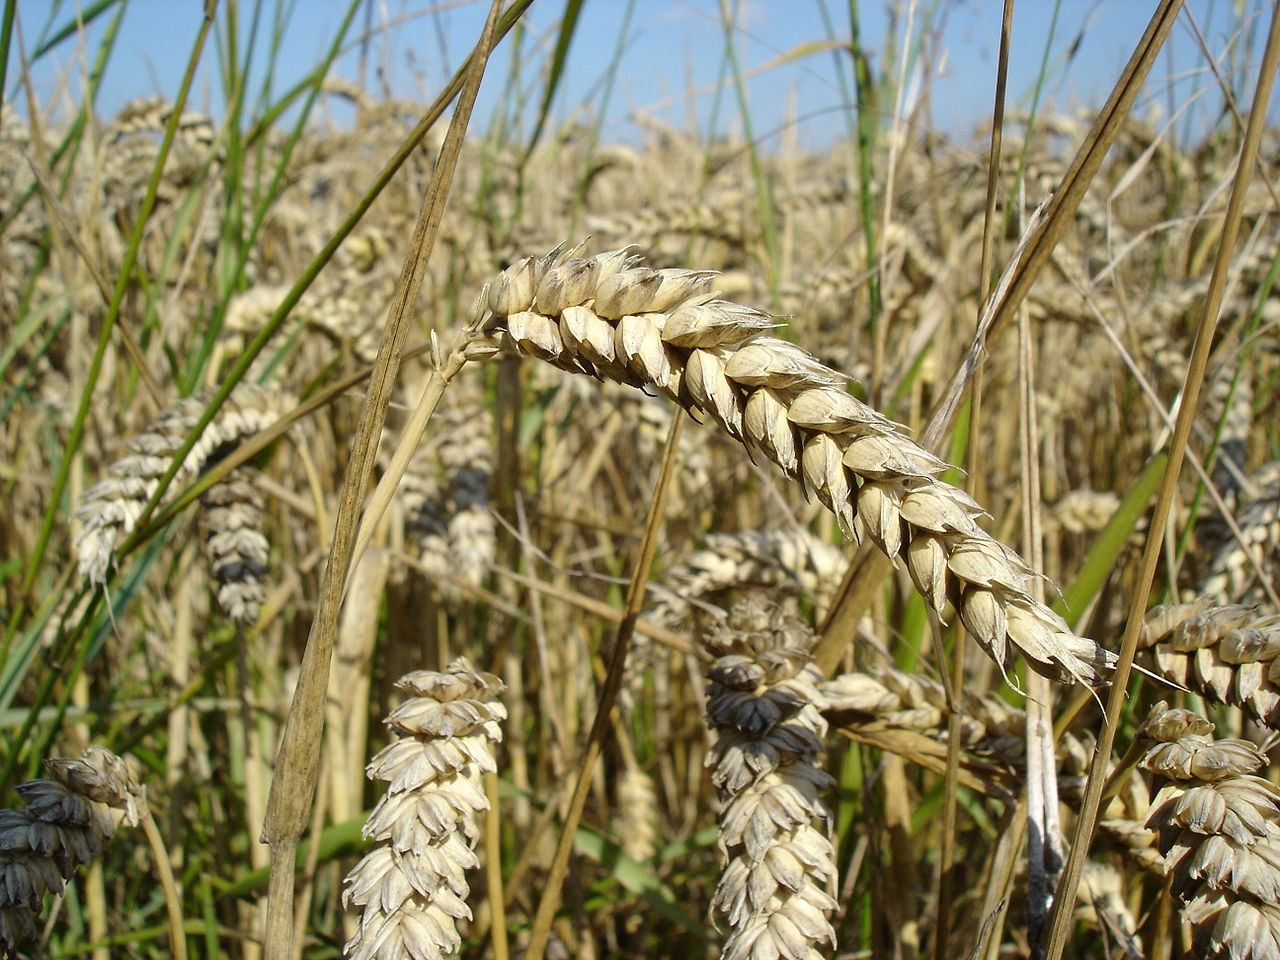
[647,527,846,630]
[473,243,1116,686]
[342,659,505,960]
[1141,703,1280,959]
[701,597,837,960]
[1139,600,1280,729]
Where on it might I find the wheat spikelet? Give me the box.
[1138,600,1280,728]
[1141,704,1280,960]
[471,243,1115,685]
[342,658,505,960]
[701,597,837,960]
[0,747,144,952]
[648,527,845,630]
[198,467,269,623]
[74,383,291,586]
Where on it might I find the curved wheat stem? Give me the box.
[702,597,837,960]
[342,659,505,960]
[470,243,1115,685]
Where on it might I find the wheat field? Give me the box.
[2,2,1280,959]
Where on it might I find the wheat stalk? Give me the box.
[470,243,1115,686]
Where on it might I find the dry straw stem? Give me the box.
[261,5,505,958]
[1141,704,1280,959]
[702,598,837,960]
[342,660,505,960]
[0,747,143,954]
[473,242,1114,687]
[1045,5,1280,955]
[1140,599,1280,729]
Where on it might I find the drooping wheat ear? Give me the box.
[471,243,1115,685]
[342,658,505,960]
[1201,460,1280,609]
[648,528,846,630]
[1138,599,1280,729]
[198,467,269,624]
[701,596,837,960]
[74,384,292,587]
[0,746,144,952]
[1141,704,1280,960]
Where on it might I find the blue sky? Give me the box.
[13,1,1275,149]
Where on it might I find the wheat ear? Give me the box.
[0,747,144,952]
[821,665,1094,796]
[74,384,290,586]
[1201,460,1280,609]
[470,243,1114,686]
[702,597,837,960]
[198,467,270,623]
[1141,704,1280,959]
[342,658,505,960]
[1139,599,1280,728]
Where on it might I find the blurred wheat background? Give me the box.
[2,1,1279,958]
